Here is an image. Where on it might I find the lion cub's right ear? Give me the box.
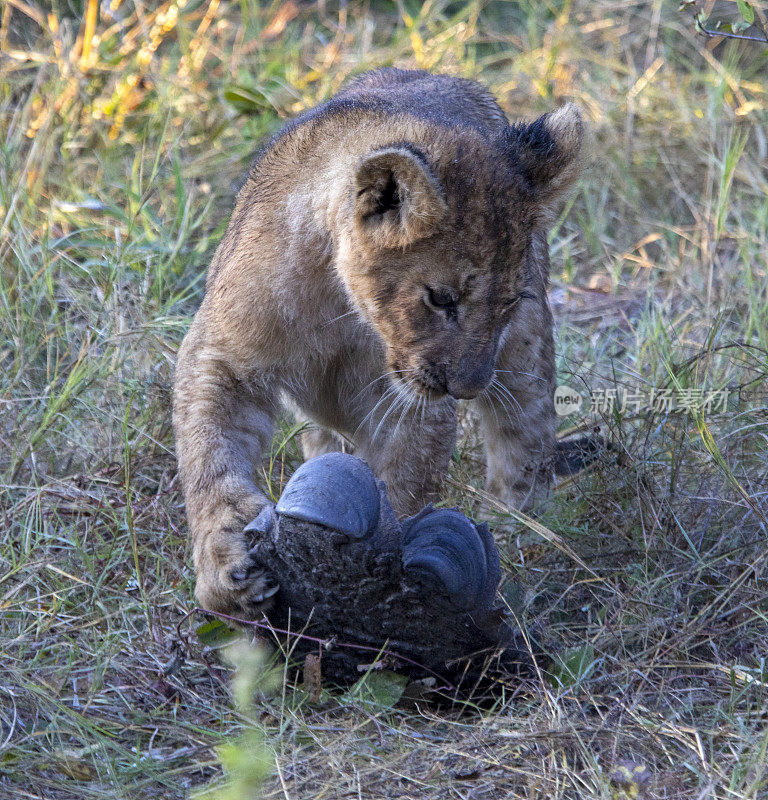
[353,146,447,250]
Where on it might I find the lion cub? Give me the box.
[173,69,583,616]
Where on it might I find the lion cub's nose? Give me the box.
[447,361,494,400]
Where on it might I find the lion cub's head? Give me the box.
[335,105,583,401]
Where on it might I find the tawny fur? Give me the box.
[172,69,584,617]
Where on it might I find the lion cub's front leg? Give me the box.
[354,391,458,517]
[173,324,279,617]
[479,309,557,512]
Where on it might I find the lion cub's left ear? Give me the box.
[507,103,585,206]
[354,145,447,249]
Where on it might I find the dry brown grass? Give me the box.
[1,1,766,798]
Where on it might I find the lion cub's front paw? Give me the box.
[195,507,280,618]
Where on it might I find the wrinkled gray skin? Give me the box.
[245,453,532,687]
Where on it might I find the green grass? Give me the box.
[1,1,767,798]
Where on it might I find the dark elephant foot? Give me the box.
[243,453,539,692]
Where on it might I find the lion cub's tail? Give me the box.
[553,433,608,476]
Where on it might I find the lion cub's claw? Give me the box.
[228,556,258,584]
[214,506,280,615]
[250,580,280,605]
[219,559,279,616]
[239,570,279,614]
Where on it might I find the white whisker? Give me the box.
[321,309,359,327]
[493,369,547,383]
[354,383,399,438]
[351,369,414,405]
[371,385,408,443]
[488,378,523,429]
[479,385,500,428]
[492,377,524,418]
[392,379,418,440]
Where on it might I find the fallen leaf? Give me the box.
[54,750,97,782]
[196,618,239,647]
[349,670,408,708]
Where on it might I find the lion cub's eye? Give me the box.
[502,290,536,313]
[425,286,459,312]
